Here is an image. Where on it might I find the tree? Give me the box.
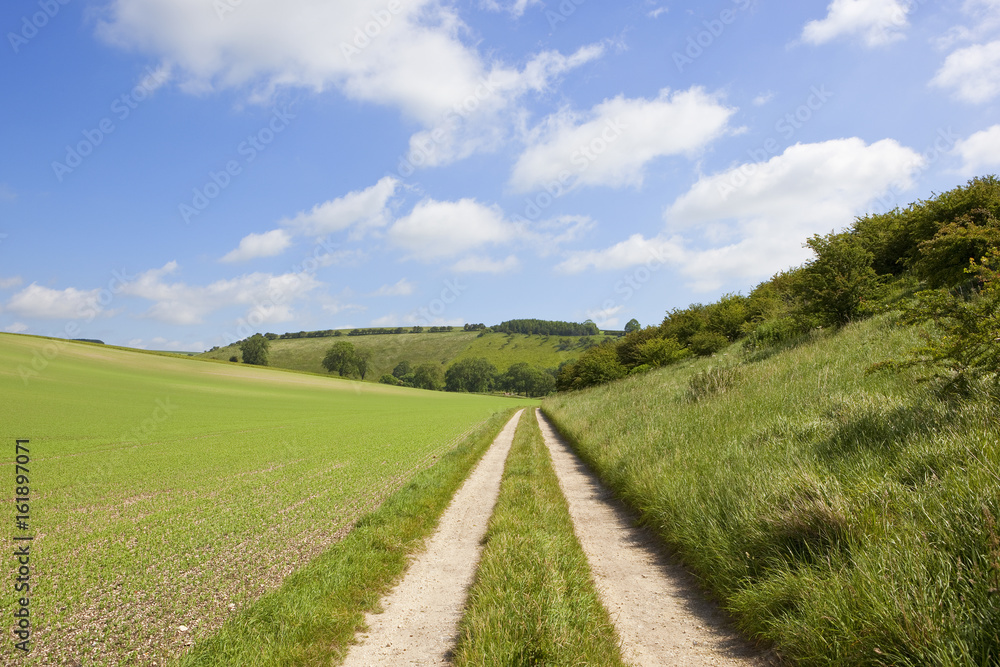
[355,348,373,380]
[445,358,498,393]
[322,341,358,377]
[392,361,412,379]
[240,334,269,366]
[791,232,883,327]
[556,343,627,390]
[412,364,443,391]
[624,318,641,334]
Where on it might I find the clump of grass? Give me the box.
[451,409,626,667]
[687,365,741,401]
[544,314,1000,665]
[173,409,519,667]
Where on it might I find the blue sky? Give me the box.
[2,0,999,352]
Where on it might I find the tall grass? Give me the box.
[452,409,627,666]
[543,315,1000,665]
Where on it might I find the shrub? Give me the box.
[688,330,729,357]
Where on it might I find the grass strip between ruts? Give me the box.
[452,408,627,666]
[172,408,520,667]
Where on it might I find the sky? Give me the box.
[1,0,999,352]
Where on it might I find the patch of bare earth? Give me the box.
[536,409,778,667]
[341,410,523,667]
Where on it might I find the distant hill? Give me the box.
[199,329,611,379]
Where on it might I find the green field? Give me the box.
[0,333,528,666]
[544,315,1000,665]
[199,330,611,379]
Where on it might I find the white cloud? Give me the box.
[5,322,28,334]
[954,124,1000,174]
[369,278,416,297]
[557,234,684,274]
[120,261,321,325]
[281,176,399,238]
[752,92,774,106]
[560,138,926,291]
[931,40,1000,103]
[801,0,912,47]
[0,276,23,289]
[221,229,292,263]
[480,0,540,18]
[388,198,515,261]
[452,255,521,273]
[6,284,104,320]
[586,304,624,328]
[509,87,735,193]
[95,0,602,170]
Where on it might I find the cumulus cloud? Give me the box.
[5,322,29,333]
[559,138,926,291]
[120,261,320,325]
[388,198,515,261]
[801,0,912,47]
[282,176,400,238]
[369,278,416,297]
[95,0,602,168]
[6,284,104,320]
[954,124,1000,174]
[931,40,1000,103]
[480,0,541,18]
[221,229,292,262]
[452,254,521,273]
[509,87,735,193]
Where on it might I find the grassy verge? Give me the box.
[173,408,519,667]
[452,409,627,667]
[543,315,1000,665]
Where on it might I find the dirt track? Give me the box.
[340,410,522,666]
[536,409,774,666]
[341,408,774,666]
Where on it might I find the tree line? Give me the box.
[558,176,1000,392]
[490,319,600,336]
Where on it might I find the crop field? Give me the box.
[0,333,522,666]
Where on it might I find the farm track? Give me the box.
[341,410,523,666]
[536,409,775,667]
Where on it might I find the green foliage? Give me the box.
[378,373,403,386]
[705,293,750,341]
[239,333,269,366]
[411,363,444,391]
[688,330,729,356]
[392,360,412,378]
[322,340,358,377]
[498,362,556,397]
[492,319,600,336]
[624,318,641,333]
[633,336,689,367]
[354,347,373,380]
[445,357,499,393]
[686,366,741,401]
[911,207,1000,288]
[791,231,883,327]
[556,343,627,391]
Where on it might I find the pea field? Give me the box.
[0,333,520,666]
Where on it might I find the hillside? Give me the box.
[543,315,1000,664]
[199,330,611,379]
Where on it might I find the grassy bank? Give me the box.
[543,315,1000,665]
[452,409,626,666]
[175,409,520,666]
